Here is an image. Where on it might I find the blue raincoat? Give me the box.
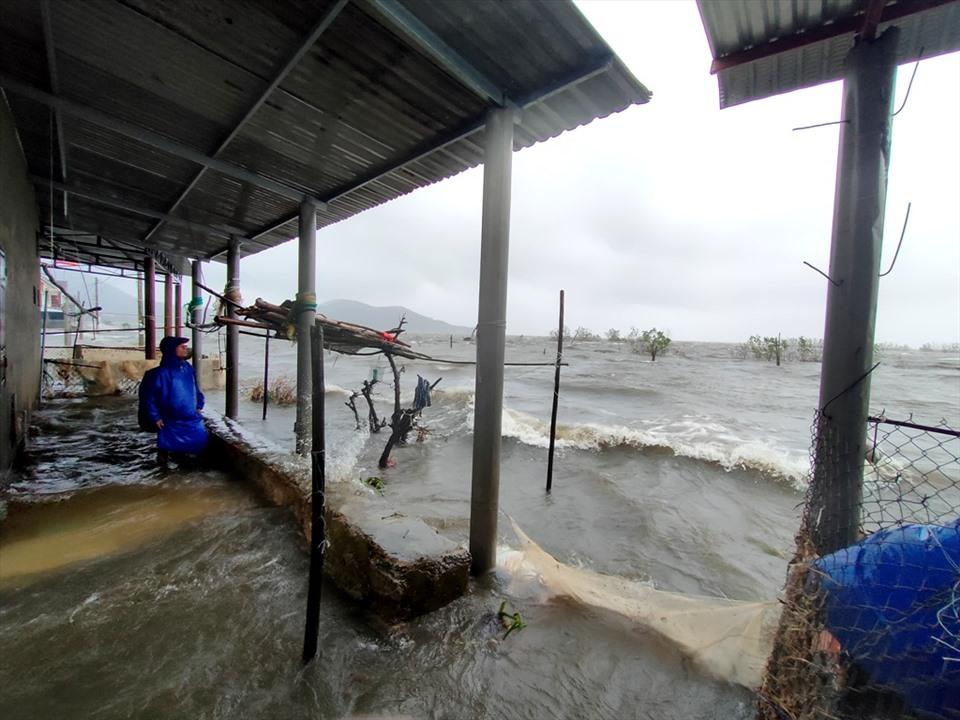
[141,337,208,454]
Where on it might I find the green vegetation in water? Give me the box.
[363,476,385,496]
[498,600,527,638]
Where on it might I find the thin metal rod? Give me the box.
[867,416,960,438]
[302,324,326,665]
[39,291,49,399]
[262,334,270,421]
[879,202,911,277]
[546,289,565,492]
[42,327,144,336]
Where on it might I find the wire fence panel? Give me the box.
[759,413,960,720]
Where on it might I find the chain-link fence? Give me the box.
[759,413,960,720]
[42,358,142,398]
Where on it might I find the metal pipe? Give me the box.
[163,273,173,337]
[144,256,156,359]
[469,107,514,575]
[295,199,318,454]
[301,323,326,664]
[810,28,900,555]
[175,280,182,336]
[225,237,241,419]
[546,289,565,492]
[191,260,203,391]
[39,290,49,400]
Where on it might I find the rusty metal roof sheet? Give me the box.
[0,0,650,271]
[697,0,960,108]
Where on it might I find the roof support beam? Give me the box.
[0,75,325,205]
[142,0,346,244]
[39,0,68,215]
[363,0,505,105]
[33,176,248,238]
[710,0,954,74]
[247,54,613,243]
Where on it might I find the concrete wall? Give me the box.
[0,95,41,483]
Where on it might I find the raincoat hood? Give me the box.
[159,336,190,367]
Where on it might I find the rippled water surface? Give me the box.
[1,336,957,719]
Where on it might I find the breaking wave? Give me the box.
[455,391,808,487]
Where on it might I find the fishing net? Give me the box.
[503,519,782,689]
[758,414,960,720]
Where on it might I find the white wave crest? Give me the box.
[463,400,808,487]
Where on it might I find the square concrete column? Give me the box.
[469,107,514,575]
[295,198,318,455]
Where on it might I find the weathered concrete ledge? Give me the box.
[203,412,470,620]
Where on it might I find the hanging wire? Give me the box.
[892,48,924,117]
[880,202,911,277]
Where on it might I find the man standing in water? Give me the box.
[139,336,208,465]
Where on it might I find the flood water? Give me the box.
[2,335,957,719]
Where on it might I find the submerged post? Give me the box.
[302,324,326,664]
[295,198,318,455]
[144,256,156,360]
[546,289,565,492]
[175,280,182,337]
[163,272,173,337]
[225,236,240,420]
[191,260,203,389]
[262,334,270,421]
[469,107,514,575]
[810,28,900,555]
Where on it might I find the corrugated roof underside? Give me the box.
[0,0,650,266]
[698,0,960,108]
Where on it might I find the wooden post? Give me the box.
[302,324,326,664]
[546,289,565,492]
[262,334,270,421]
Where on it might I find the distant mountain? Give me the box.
[318,299,471,335]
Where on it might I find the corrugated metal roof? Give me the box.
[697,0,960,108]
[0,0,650,271]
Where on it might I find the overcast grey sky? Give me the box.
[205,0,959,345]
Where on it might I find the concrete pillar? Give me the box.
[225,236,240,419]
[163,272,173,337]
[469,107,514,575]
[175,280,182,336]
[295,198,318,455]
[144,256,156,360]
[811,28,899,555]
[191,260,203,390]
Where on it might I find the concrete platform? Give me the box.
[203,412,470,620]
